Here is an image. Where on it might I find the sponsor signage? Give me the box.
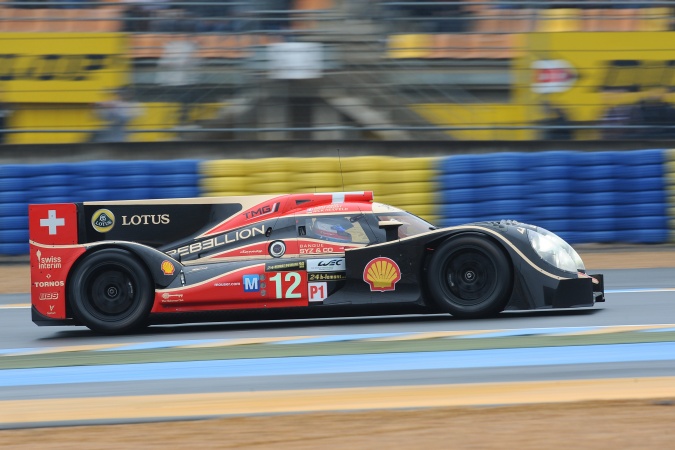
[91,209,115,233]
[308,272,346,282]
[161,260,175,276]
[243,274,260,292]
[29,204,78,245]
[531,59,577,94]
[244,202,280,220]
[517,32,675,126]
[363,257,401,292]
[307,258,345,273]
[167,225,266,258]
[308,282,328,302]
[122,214,170,226]
[0,33,129,103]
[36,250,62,270]
[265,261,306,272]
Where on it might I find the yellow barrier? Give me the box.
[200,157,439,222]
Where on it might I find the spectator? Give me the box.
[90,88,143,143]
[156,37,202,130]
[540,101,572,140]
[630,90,675,139]
[599,91,633,140]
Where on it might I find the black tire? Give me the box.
[69,249,154,334]
[427,235,512,319]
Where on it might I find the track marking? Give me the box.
[3,377,675,426]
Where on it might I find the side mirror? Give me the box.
[378,220,403,242]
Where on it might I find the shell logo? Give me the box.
[363,257,401,292]
[161,260,175,276]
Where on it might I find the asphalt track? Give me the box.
[1,267,674,428]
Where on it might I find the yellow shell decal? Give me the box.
[161,260,175,276]
[363,257,401,292]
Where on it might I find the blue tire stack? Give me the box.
[438,152,531,227]
[612,150,668,244]
[0,160,201,255]
[436,149,669,245]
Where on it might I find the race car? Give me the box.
[29,191,604,334]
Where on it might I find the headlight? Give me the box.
[527,228,585,273]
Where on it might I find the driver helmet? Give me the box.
[310,217,353,243]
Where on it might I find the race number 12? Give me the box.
[269,272,302,299]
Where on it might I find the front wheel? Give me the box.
[427,235,512,319]
[69,249,154,334]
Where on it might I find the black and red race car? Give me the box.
[29,191,604,334]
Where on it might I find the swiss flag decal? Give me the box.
[29,204,78,245]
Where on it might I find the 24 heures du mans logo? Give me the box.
[91,209,170,233]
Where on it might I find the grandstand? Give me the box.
[0,1,674,143]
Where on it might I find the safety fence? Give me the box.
[1,149,674,255]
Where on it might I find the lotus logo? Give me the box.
[363,257,401,292]
[91,209,115,233]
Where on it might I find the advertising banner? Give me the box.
[517,32,675,129]
[0,33,129,103]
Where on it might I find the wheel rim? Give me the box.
[84,266,137,320]
[442,248,497,306]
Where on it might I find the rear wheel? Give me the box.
[427,235,512,319]
[69,249,154,334]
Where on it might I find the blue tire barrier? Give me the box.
[154,186,200,198]
[620,164,663,179]
[0,191,31,203]
[0,243,29,255]
[79,161,113,177]
[478,200,524,216]
[116,175,152,189]
[619,149,664,166]
[439,173,478,190]
[29,174,72,188]
[0,229,29,243]
[79,176,110,190]
[531,192,575,207]
[0,202,29,217]
[619,203,667,218]
[573,151,621,166]
[0,216,27,231]
[531,219,572,233]
[530,179,572,194]
[439,155,480,175]
[572,164,621,180]
[0,165,37,178]
[0,177,32,191]
[113,188,154,200]
[618,190,666,205]
[34,196,75,204]
[30,185,77,199]
[151,173,199,188]
[438,189,478,204]
[613,215,668,230]
[528,206,570,221]
[529,151,578,167]
[573,178,622,193]
[527,165,573,180]
[152,159,200,175]
[85,189,117,201]
[617,177,664,192]
[479,152,529,172]
[571,218,616,232]
[582,192,622,206]
[572,205,619,219]
[440,203,475,218]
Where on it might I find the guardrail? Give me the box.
[1,149,673,255]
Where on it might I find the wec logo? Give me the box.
[307,258,345,272]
